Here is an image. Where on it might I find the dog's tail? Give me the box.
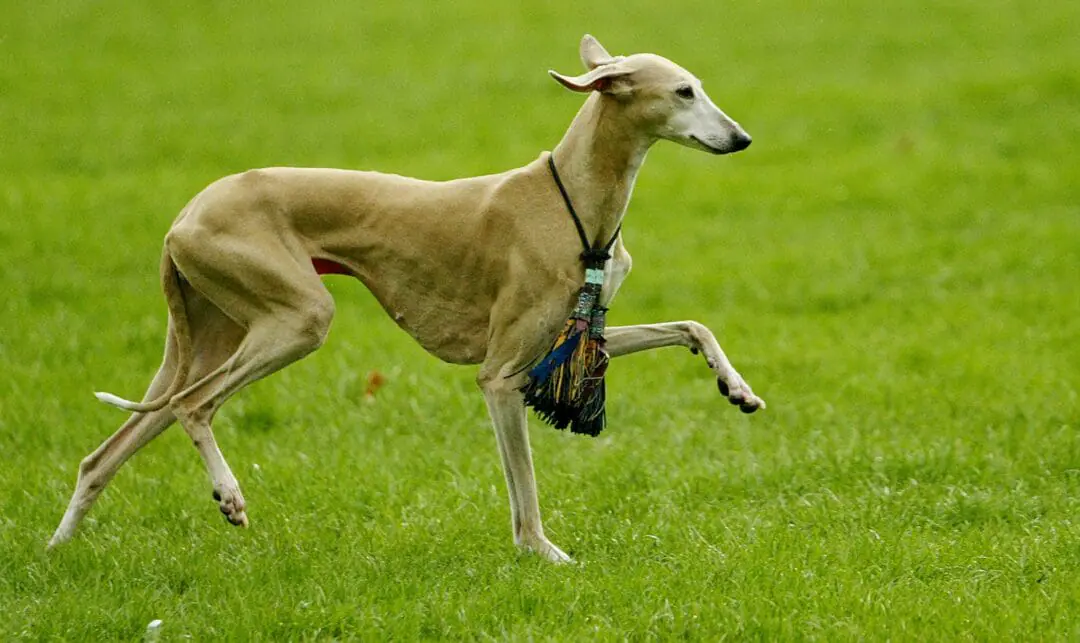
[94,250,194,413]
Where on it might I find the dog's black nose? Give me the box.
[732,133,752,151]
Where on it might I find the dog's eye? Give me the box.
[675,85,694,100]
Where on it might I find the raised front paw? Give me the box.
[212,486,249,527]
[717,373,766,414]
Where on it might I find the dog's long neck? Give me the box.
[550,93,653,248]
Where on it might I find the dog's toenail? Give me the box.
[740,403,758,414]
[717,379,729,396]
[212,490,221,501]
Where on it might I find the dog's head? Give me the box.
[549,35,751,155]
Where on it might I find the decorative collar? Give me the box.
[547,154,621,263]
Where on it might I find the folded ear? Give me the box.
[579,34,619,70]
[548,64,632,96]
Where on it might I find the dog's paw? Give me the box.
[212,486,249,527]
[517,532,573,564]
[47,528,73,549]
[717,373,766,414]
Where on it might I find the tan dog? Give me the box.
[49,35,765,562]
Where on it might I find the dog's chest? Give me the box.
[600,244,631,308]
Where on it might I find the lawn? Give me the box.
[2,0,1079,639]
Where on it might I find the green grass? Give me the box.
[2,0,1079,639]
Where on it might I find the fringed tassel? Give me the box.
[570,306,609,436]
[530,157,621,436]
[521,316,590,429]
[523,269,611,436]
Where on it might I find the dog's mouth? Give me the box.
[690,135,728,155]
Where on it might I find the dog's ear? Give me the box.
[579,34,620,70]
[549,64,632,97]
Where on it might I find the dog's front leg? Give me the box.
[605,322,766,413]
[480,377,572,563]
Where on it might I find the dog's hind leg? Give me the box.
[49,289,245,547]
[49,317,184,548]
[604,322,766,413]
[163,226,336,527]
[49,369,176,547]
[48,409,178,548]
[169,298,333,526]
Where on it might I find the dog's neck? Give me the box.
[550,93,653,248]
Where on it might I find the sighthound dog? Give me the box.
[49,35,764,562]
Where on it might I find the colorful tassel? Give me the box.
[529,154,623,436]
[571,305,609,436]
[523,260,611,436]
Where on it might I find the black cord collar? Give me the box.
[547,154,621,262]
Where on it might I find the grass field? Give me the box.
[2,0,1079,639]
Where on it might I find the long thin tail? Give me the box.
[94,250,193,413]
